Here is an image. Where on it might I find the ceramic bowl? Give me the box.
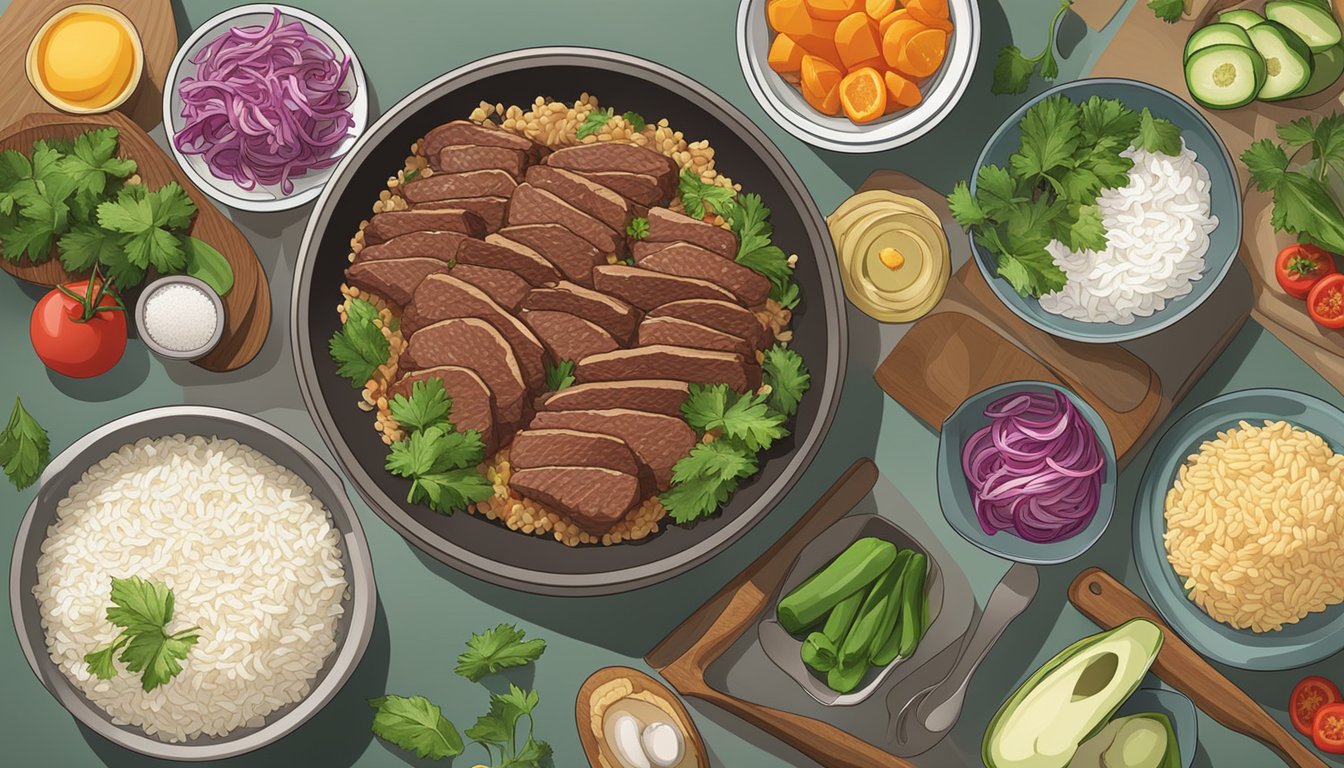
[26,4,145,114]
[133,275,226,362]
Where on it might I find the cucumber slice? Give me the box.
[1293,44,1344,97]
[1266,0,1343,53]
[1185,43,1268,108]
[1185,22,1255,62]
[1248,20,1316,99]
[1219,9,1266,29]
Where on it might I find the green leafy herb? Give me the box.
[84,576,201,692]
[455,623,547,682]
[678,168,735,220]
[725,192,799,308]
[681,384,787,452]
[402,167,420,183]
[389,378,452,432]
[660,441,759,524]
[382,378,491,515]
[181,237,233,295]
[466,685,549,768]
[328,298,390,387]
[369,695,464,760]
[59,127,137,201]
[1134,108,1182,156]
[762,345,811,417]
[1243,114,1344,255]
[546,359,576,391]
[621,111,647,132]
[1147,0,1184,23]
[577,107,614,139]
[626,216,650,240]
[992,0,1072,95]
[0,396,50,490]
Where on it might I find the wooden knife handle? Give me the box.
[1069,568,1327,768]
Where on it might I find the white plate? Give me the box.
[163,4,368,212]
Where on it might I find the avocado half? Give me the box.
[982,619,1165,768]
[1068,713,1181,768]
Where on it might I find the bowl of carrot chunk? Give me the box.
[737,0,979,152]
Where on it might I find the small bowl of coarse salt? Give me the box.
[135,276,225,361]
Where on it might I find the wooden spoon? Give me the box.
[576,666,709,768]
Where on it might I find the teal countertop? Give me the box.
[1,1,1340,766]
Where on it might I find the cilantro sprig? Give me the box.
[726,193,799,309]
[1243,113,1344,256]
[455,623,547,682]
[992,0,1072,95]
[84,576,202,692]
[369,695,463,760]
[328,298,390,387]
[577,107,614,139]
[1148,0,1184,23]
[626,216,650,240]
[0,396,50,490]
[385,378,493,515]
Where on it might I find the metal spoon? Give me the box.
[891,562,1039,755]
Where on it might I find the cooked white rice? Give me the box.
[1038,141,1218,325]
[32,435,348,742]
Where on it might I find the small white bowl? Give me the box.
[737,0,979,152]
[163,4,367,212]
[134,275,226,362]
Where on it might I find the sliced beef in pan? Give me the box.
[636,242,771,306]
[520,310,618,364]
[636,316,753,359]
[545,144,677,193]
[631,240,675,261]
[644,207,738,259]
[520,280,639,343]
[421,120,545,163]
[510,428,641,478]
[509,466,641,532]
[402,317,528,430]
[528,408,695,490]
[507,184,625,257]
[414,195,508,232]
[498,223,604,286]
[363,209,486,245]
[400,170,517,204]
[345,257,447,309]
[455,236,562,286]
[575,344,760,392]
[433,144,527,177]
[524,165,630,231]
[572,170,669,207]
[354,230,468,265]
[401,274,547,390]
[592,265,737,310]
[450,264,530,312]
[538,380,689,418]
[649,298,766,349]
[390,366,498,454]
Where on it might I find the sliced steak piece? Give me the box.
[631,240,675,261]
[345,257,447,308]
[510,428,640,477]
[528,408,695,490]
[636,242,771,306]
[649,298,766,349]
[498,224,603,286]
[400,170,517,204]
[421,121,544,162]
[636,316,753,359]
[573,170,669,207]
[507,184,624,256]
[450,264,529,312]
[390,366,498,454]
[592,265,738,310]
[509,466,640,532]
[414,195,508,232]
[545,144,677,192]
[520,281,639,343]
[433,144,527,177]
[520,310,618,364]
[355,230,468,265]
[539,380,689,417]
[525,166,630,231]
[455,236,561,286]
[364,209,486,245]
[402,274,546,390]
[575,344,760,392]
[403,317,528,429]
[645,207,738,259]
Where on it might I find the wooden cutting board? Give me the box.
[870,171,1249,465]
[0,0,176,133]
[0,111,271,372]
[1090,0,1344,394]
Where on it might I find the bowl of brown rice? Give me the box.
[1134,388,1344,670]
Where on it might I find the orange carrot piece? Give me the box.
[906,0,948,19]
[881,19,927,68]
[884,70,923,107]
[768,0,813,36]
[896,28,946,78]
[803,78,842,116]
[865,0,897,20]
[769,33,806,74]
[801,54,844,100]
[797,18,842,64]
[878,8,910,33]
[806,0,863,20]
[839,67,887,122]
[834,12,883,72]
[907,0,953,31]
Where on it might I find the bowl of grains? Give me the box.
[135,275,226,361]
[1134,388,1344,670]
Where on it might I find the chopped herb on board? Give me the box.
[0,396,50,490]
[84,576,201,692]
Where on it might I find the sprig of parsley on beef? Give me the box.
[383,379,493,515]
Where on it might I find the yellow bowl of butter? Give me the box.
[27,4,144,114]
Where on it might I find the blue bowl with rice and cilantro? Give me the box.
[953,78,1241,344]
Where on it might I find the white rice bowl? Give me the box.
[1038,141,1218,325]
[31,435,348,743]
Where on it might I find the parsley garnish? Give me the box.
[384,379,493,515]
[681,383,788,452]
[1148,0,1184,23]
[678,168,736,220]
[84,576,201,692]
[328,298,390,386]
[660,441,759,524]
[1243,113,1344,255]
[1134,108,1183,155]
[465,684,549,768]
[369,695,463,760]
[763,345,811,417]
[455,623,547,682]
[0,396,49,490]
[626,216,649,240]
[577,107,614,139]
[545,359,576,391]
[726,192,799,308]
[622,111,647,131]
[992,0,1072,95]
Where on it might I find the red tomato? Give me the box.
[1314,702,1344,754]
[29,279,127,378]
[1309,273,1344,329]
[1276,244,1336,299]
[1291,676,1341,736]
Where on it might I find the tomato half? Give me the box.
[1291,676,1341,736]
[1314,702,1344,754]
[1309,273,1344,329]
[29,279,127,378]
[1276,244,1336,299]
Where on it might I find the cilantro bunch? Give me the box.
[84,576,202,692]
[660,345,811,524]
[0,396,49,490]
[370,624,550,766]
[385,378,494,515]
[1243,114,1344,256]
[947,95,1183,298]
[0,128,233,295]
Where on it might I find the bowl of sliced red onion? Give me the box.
[936,381,1116,565]
[164,5,367,212]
